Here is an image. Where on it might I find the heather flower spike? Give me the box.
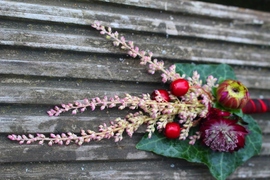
[91,21,181,83]
[217,79,250,109]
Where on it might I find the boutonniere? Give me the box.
[8,21,263,180]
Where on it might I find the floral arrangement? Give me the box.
[8,21,263,180]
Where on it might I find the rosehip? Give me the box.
[170,79,189,97]
[164,122,181,139]
[151,89,170,102]
[217,79,250,109]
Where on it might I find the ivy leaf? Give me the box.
[175,63,236,83]
[136,63,262,180]
[136,114,261,180]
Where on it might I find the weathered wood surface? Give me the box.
[0,0,270,179]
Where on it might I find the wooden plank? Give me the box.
[0,1,270,46]
[1,33,270,89]
[0,134,154,163]
[0,83,270,106]
[0,111,269,134]
[0,81,161,104]
[99,0,270,24]
[0,156,270,179]
[1,132,270,163]
[1,106,270,163]
[1,57,270,88]
[1,28,270,68]
[1,113,269,134]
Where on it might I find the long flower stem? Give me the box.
[92,21,181,83]
[47,93,204,117]
[8,113,167,146]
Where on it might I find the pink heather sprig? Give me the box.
[48,94,159,117]
[189,131,201,145]
[47,95,125,117]
[91,21,181,83]
[8,112,154,146]
[47,93,205,120]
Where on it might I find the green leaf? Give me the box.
[136,63,262,180]
[175,63,236,83]
[136,114,262,180]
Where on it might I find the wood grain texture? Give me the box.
[100,0,270,23]
[1,156,270,180]
[0,0,270,179]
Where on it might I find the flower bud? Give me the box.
[217,79,250,109]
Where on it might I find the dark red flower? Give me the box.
[200,113,248,152]
[207,107,231,119]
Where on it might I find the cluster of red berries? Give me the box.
[151,78,190,139]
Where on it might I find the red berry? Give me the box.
[164,122,181,139]
[151,89,170,102]
[170,79,189,97]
